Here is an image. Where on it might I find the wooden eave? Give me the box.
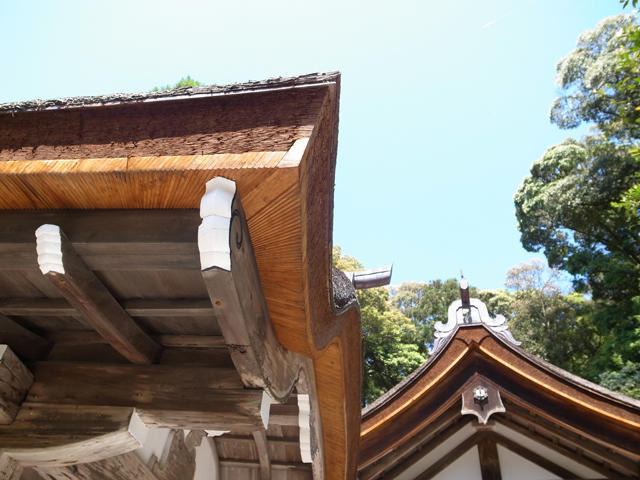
[358,324,640,479]
[0,72,361,479]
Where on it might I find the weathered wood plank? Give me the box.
[35,224,162,364]
[45,331,225,348]
[0,344,34,424]
[27,362,243,401]
[215,435,300,447]
[0,298,214,318]
[26,362,268,431]
[45,343,232,367]
[477,436,502,480]
[0,404,147,467]
[0,314,52,361]
[199,178,300,402]
[220,460,312,471]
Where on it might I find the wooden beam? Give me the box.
[0,298,214,318]
[252,430,272,480]
[359,404,466,480]
[198,177,301,402]
[219,460,312,471]
[0,210,201,272]
[44,331,225,348]
[496,416,633,479]
[413,432,485,480]
[375,415,473,480]
[45,342,232,367]
[0,404,148,467]
[26,362,268,431]
[35,224,162,365]
[486,431,580,480]
[214,435,299,447]
[477,436,502,480]
[0,314,52,361]
[0,345,34,424]
[504,401,640,474]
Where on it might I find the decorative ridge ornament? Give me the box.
[430,277,521,355]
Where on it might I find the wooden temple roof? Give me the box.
[0,72,361,480]
[358,323,640,480]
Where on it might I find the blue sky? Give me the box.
[0,0,629,290]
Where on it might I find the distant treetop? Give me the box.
[150,76,204,92]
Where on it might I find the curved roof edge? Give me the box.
[0,71,340,113]
[363,323,640,418]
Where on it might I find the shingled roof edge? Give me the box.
[0,71,340,113]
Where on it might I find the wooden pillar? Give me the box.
[477,436,502,480]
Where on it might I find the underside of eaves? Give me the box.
[0,72,362,480]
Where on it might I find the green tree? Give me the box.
[150,75,204,92]
[550,14,639,142]
[391,279,478,355]
[333,246,426,406]
[599,362,640,399]
[515,136,640,373]
[505,260,601,379]
[516,13,640,387]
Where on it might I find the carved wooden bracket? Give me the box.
[198,177,301,403]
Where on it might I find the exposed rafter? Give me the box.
[35,224,162,365]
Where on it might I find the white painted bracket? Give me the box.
[35,224,64,275]
[297,393,312,463]
[260,390,271,430]
[128,410,150,449]
[198,177,236,271]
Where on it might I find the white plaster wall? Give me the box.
[194,437,220,480]
[432,446,482,480]
[133,428,173,467]
[395,423,476,480]
[497,444,561,480]
[493,423,605,479]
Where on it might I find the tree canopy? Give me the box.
[150,75,204,92]
[550,14,640,141]
[515,12,640,384]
